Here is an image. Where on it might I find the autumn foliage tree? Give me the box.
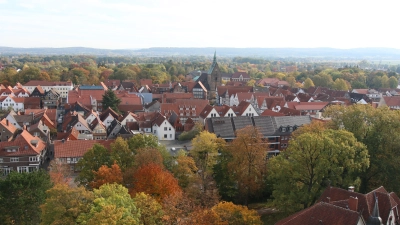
[131,163,181,202]
[133,192,164,225]
[90,162,123,189]
[48,158,72,185]
[211,201,262,225]
[228,126,267,205]
[40,185,94,225]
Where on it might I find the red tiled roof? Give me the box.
[276,202,361,225]
[287,102,329,111]
[0,130,46,156]
[54,139,115,158]
[0,118,17,134]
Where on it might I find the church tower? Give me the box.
[207,51,222,101]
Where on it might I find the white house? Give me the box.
[0,95,24,111]
[152,115,175,140]
[120,112,137,126]
[233,101,259,117]
[23,81,73,99]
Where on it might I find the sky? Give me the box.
[0,0,398,49]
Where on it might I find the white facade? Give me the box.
[5,114,21,129]
[102,114,115,128]
[74,121,91,134]
[152,120,175,140]
[240,104,259,117]
[0,96,24,111]
[120,114,137,126]
[222,108,236,117]
[24,83,73,98]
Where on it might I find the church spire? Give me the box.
[213,50,216,63]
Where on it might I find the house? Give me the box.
[30,85,45,98]
[231,101,259,117]
[205,115,312,153]
[119,111,137,126]
[23,97,42,110]
[23,80,73,99]
[65,113,92,135]
[378,96,400,109]
[90,118,107,140]
[99,107,120,128]
[286,102,330,115]
[256,78,289,87]
[0,119,18,142]
[152,113,175,140]
[317,186,400,225]
[195,52,222,100]
[115,91,144,113]
[144,100,161,113]
[0,130,47,176]
[275,202,366,225]
[0,95,24,111]
[231,72,250,82]
[192,81,208,99]
[53,139,114,172]
[106,119,129,139]
[56,127,79,141]
[28,120,50,142]
[42,88,61,109]
[67,84,107,111]
[216,86,253,106]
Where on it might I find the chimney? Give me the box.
[348,186,355,192]
[348,196,358,211]
[6,119,8,126]
[61,138,65,143]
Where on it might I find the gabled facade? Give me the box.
[0,130,47,176]
[152,114,175,140]
[0,118,17,142]
[0,95,24,111]
[43,88,61,109]
[23,81,73,99]
[119,112,137,126]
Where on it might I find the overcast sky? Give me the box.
[0,0,397,49]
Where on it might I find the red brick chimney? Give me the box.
[6,119,8,126]
[348,196,358,212]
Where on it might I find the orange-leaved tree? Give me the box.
[48,158,72,185]
[90,162,123,189]
[211,201,262,225]
[130,163,181,202]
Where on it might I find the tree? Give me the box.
[76,144,112,187]
[111,137,134,171]
[333,78,348,90]
[134,147,165,169]
[184,209,219,225]
[381,74,389,88]
[48,158,72,185]
[286,76,296,87]
[112,68,136,81]
[77,183,140,225]
[133,192,164,225]
[171,150,198,189]
[161,192,196,225]
[40,185,94,225]
[211,201,262,225]
[389,76,398,88]
[0,170,53,225]
[228,126,267,205]
[90,163,123,189]
[128,133,159,153]
[131,163,181,202]
[303,78,315,89]
[324,105,400,193]
[191,131,224,206]
[268,122,369,213]
[102,89,121,113]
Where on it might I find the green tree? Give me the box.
[112,68,136,81]
[333,78,348,91]
[102,89,121,113]
[381,75,390,88]
[286,76,297,87]
[77,183,140,225]
[0,170,53,225]
[324,105,400,193]
[127,134,159,153]
[40,184,94,225]
[111,137,134,171]
[268,122,369,213]
[76,144,113,187]
[388,76,398,88]
[303,78,315,89]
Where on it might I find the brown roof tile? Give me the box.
[54,139,115,158]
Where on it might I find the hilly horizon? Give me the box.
[1,46,400,59]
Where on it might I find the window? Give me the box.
[10,157,19,162]
[34,132,40,137]
[164,134,167,138]
[170,134,172,138]
[29,156,38,162]
[3,168,12,176]
[169,127,171,131]
[0,158,2,163]
[164,127,167,131]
